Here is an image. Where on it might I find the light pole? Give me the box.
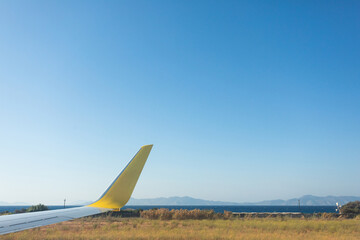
[64,199,66,209]
[336,202,341,214]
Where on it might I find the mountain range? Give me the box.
[126,196,239,205]
[2,195,359,206]
[126,195,360,206]
[241,195,360,206]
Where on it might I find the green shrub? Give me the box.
[341,201,360,215]
[26,204,49,212]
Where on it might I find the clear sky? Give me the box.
[0,0,359,205]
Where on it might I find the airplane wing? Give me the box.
[0,144,153,235]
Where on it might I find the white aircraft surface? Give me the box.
[0,145,153,235]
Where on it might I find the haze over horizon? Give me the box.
[1,0,359,205]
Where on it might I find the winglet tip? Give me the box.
[142,144,153,149]
[89,145,153,209]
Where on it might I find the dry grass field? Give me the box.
[3,216,360,240]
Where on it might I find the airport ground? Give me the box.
[3,215,360,240]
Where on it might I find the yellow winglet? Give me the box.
[88,145,153,209]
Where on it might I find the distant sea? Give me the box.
[0,205,337,214]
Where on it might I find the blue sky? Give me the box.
[0,0,359,204]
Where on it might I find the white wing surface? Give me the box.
[0,145,153,235]
[0,206,110,235]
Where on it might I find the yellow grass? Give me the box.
[3,217,360,240]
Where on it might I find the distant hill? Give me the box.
[126,195,360,206]
[242,195,360,206]
[2,195,360,206]
[126,196,239,205]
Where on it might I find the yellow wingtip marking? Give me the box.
[88,145,153,209]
